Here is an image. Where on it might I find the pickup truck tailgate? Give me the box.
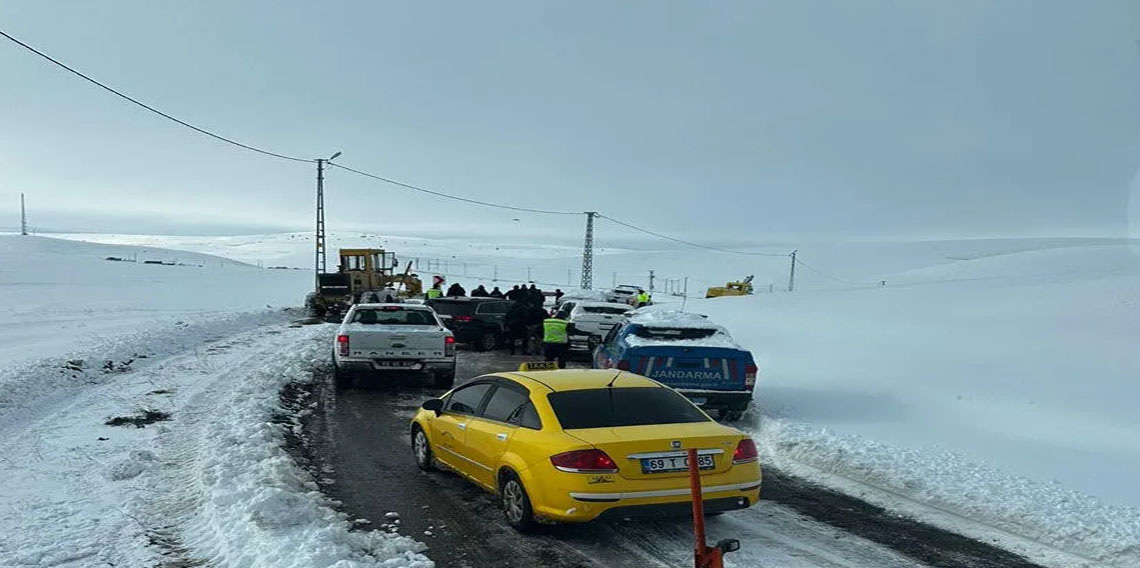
[344,324,448,358]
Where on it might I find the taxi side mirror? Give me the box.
[715,538,740,553]
[422,398,443,416]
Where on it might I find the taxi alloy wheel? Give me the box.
[500,473,535,531]
[412,427,434,471]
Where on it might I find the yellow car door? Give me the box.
[432,381,495,480]
[463,382,532,488]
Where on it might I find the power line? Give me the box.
[0,28,313,164]
[793,258,878,286]
[596,214,789,257]
[327,162,581,215]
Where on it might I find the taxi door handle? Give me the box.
[457,423,466,430]
[496,433,508,441]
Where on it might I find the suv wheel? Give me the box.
[477,332,498,352]
[433,368,456,388]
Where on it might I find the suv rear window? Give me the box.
[547,387,709,429]
[582,306,628,315]
[427,300,475,316]
[630,326,717,341]
[352,308,436,325]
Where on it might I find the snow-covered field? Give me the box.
[9,231,1140,566]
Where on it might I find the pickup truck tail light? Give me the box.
[444,335,456,356]
[745,364,758,388]
[551,449,618,473]
[337,334,350,357]
[453,315,474,323]
[733,438,758,465]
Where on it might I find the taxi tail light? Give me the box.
[551,449,618,473]
[745,364,758,388]
[444,335,456,356]
[337,334,350,357]
[733,438,758,465]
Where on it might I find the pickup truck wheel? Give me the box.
[477,332,497,352]
[333,365,354,389]
[411,426,435,471]
[433,369,455,388]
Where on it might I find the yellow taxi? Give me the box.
[410,368,762,530]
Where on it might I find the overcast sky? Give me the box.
[2,1,1139,242]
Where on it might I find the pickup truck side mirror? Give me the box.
[422,398,443,416]
[715,538,740,553]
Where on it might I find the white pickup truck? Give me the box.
[332,303,456,389]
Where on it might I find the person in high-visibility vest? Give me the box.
[542,315,570,369]
[426,285,442,300]
[636,289,651,308]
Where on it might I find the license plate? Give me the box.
[641,454,715,474]
[374,360,421,369]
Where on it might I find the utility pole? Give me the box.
[681,277,689,311]
[493,265,498,282]
[567,268,572,285]
[580,212,597,289]
[787,250,797,292]
[314,151,341,291]
[612,272,617,288]
[648,270,655,294]
[20,193,27,236]
[527,266,533,282]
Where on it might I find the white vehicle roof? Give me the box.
[626,310,717,329]
[612,285,640,292]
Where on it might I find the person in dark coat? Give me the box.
[471,285,489,297]
[504,301,530,355]
[446,283,466,297]
[489,286,504,298]
[505,285,524,302]
[528,284,543,306]
[554,289,564,303]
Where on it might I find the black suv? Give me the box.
[426,297,514,351]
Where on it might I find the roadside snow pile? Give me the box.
[145,327,432,568]
[0,315,431,567]
[691,242,1140,566]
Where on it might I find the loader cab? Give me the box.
[338,248,399,292]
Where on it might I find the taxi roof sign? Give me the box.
[518,361,560,372]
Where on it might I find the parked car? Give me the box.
[561,301,634,358]
[592,311,758,421]
[409,369,762,530]
[427,297,514,351]
[333,303,456,389]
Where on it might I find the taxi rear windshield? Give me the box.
[547,387,709,429]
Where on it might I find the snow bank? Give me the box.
[145,328,433,568]
[691,243,1140,565]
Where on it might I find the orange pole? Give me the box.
[690,448,725,568]
[689,448,708,567]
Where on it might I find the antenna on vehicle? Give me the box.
[606,372,621,388]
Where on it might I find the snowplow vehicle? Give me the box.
[706,275,754,298]
[305,248,423,319]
